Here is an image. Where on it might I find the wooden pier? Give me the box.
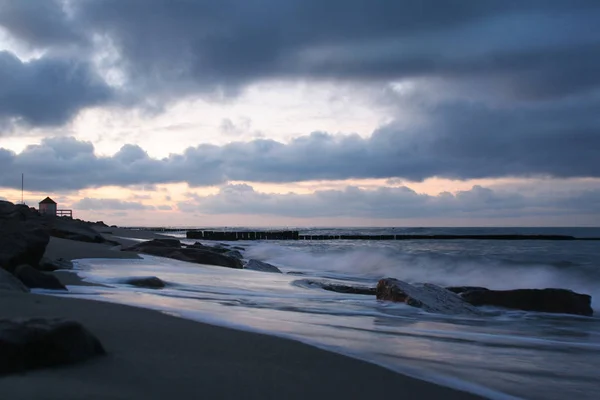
[186,230,598,241]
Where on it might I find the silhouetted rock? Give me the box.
[0,268,29,292]
[0,201,50,273]
[461,288,593,316]
[124,276,166,289]
[225,250,244,260]
[446,286,489,294]
[188,242,230,254]
[296,279,375,295]
[38,257,74,272]
[123,242,243,269]
[245,259,282,274]
[14,264,66,290]
[48,218,108,244]
[0,318,105,375]
[376,278,481,315]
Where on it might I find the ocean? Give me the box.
[47,227,600,399]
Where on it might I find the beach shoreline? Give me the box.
[1,227,484,399]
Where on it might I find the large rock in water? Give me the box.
[245,259,282,274]
[0,268,30,292]
[123,241,243,269]
[294,279,375,295]
[0,201,50,273]
[124,276,166,289]
[461,288,593,316]
[0,318,105,375]
[376,278,481,315]
[14,264,67,290]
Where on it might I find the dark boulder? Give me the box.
[461,288,593,316]
[245,259,282,274]
[225,250,244,260]
[0,268,30,292]
[0,318,105,375]
[123,242,243,269]
[296,279,375,295]
[0,201,50,273]
[446,286,489,295]
[123,238,182,252]
[188,242,230,254]
[38,257,74,272]
[124,276,166,289]
[376,278,481,315]
[14,264,67,290]
[47,218,107,244]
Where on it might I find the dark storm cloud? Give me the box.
[1,0,600,125]
[177,183,600,219]
[0,0,82,48]
[1,92,599,191]
[0,51,113,126]
[67,0,600,99]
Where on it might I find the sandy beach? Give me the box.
[1,229,482,400]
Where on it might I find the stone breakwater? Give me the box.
[187,230,599,241]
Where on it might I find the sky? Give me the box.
[1,0,599,227]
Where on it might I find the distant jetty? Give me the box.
[184,230,600,241]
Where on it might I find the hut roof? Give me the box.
[39,197,57,205]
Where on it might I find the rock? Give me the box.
[0,201,50,273]
[47,218,107,244]
[245,259,282,274]
[295,279,375,295]
[0,318,105,375]
[147,238,182,248]
[446,286,489,295]
[188,242,230,254]
[225,250,244,260]
[123,242,243,269]
[376,278,481,315]
[124,276,166,289]
[14,264,67,290]
[461,288,593,316]
[38,257,74,272]
[124,239,181,252]
[0,268,30,292]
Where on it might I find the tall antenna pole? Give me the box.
[21,173,24,204]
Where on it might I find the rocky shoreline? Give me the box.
[0,198,594,398]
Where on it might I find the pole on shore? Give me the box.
[21,173,24,204]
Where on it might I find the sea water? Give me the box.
[50,227,600,399]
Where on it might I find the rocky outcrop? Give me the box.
[376,278,481,315]
[38,257,74,272]
[14,265,67,290]
[461,288,593,316]
[0,201,50,273]
[295,279,375,295]
[124,276,166,289]
[225,250,244,260]
[245,259,282,274]
[0,268,30,292]
[446,286,489,295]
[0,318,105,375]
[123,241,243,269]
[48,218,110,244]
[188,242,230,254]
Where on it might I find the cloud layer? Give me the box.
[181,183,600,220]
[1,1,600,125]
